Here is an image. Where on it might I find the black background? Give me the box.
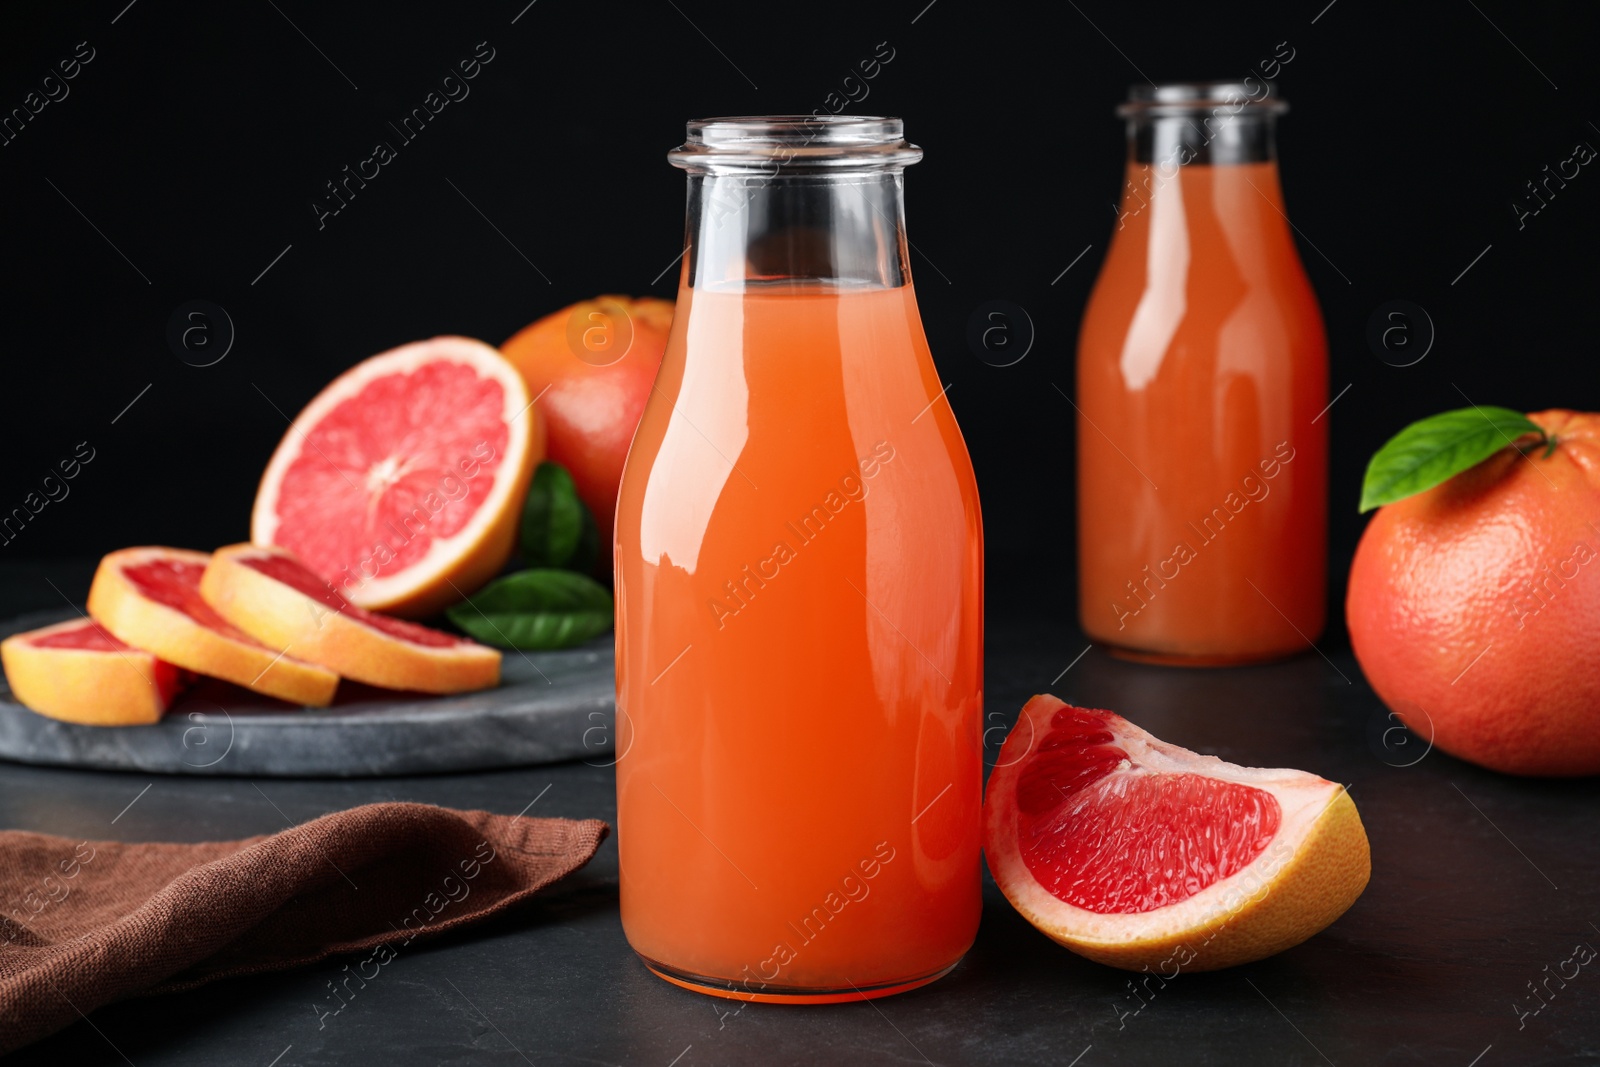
[1,0,1596,636]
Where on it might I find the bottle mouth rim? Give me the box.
[670,115,923,171]
[1117,80,1289,117]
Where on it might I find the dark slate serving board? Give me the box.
[0,609,618,777]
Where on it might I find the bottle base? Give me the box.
[637,953,959,1004]
[1098,641,1314,668]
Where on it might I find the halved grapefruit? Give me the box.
[201,543,500,694]
[87,547,338,707]
[1,618,187,725]
[984,695,1370,972]
[251,336,540,619]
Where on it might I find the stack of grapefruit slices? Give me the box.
[2,337,538,726]
[3,542,506,726]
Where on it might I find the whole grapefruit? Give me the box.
[1347,409,1600,776]
[500,295,673,541]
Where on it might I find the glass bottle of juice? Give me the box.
[1076,82,1328,665]
[614,116,984,1002]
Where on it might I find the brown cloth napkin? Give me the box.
[0,801,609,1054]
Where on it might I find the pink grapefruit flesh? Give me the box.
[31,619,129,652]
[123,556,244,636]
[1016,706,1283,914]
[251,336,540,619]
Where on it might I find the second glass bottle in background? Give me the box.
[1077,82,1328,665]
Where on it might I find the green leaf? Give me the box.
[520,462,596,570]
[1359,406,1545,512]
[446,569,614,650]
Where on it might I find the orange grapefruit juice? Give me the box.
[1077,159,1327,663]
[614,282,983,999]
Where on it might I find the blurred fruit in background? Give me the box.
[500,295,673,545]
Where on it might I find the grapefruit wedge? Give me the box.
[201,543,500,694]
[251,336,540,619]
[87,547,338,707]
[2,618,187,725]
[984,695,1370,972]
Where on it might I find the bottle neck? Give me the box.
[682,171,912,292]
[1128,112,1278,167]
[1111,116,1292,244]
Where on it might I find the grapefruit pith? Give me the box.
[1,618,186,725]
[252,336,539,619]
[201,543,500,694]
[87,547,338,707]
[984,695,1370,972]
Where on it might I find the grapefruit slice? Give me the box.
[984,695,1370,972]
[251,336,540,619]
[200,543,500,694]
[1,618,187,725]
[87,547,338,707]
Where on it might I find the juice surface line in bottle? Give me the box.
[614,116,984,1002]
[1077,81,1329,665]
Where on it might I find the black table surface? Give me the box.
[2,560,1596,1066]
